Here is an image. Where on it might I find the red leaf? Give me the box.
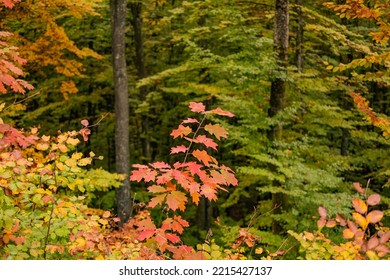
[166,191,187,211]
[379,231,390,244]
[192,149,215,166]
[220,165,238,186]
[209,107,235,117]
[138,229,155,241]
[201,184,218,201]
[317,217,326,228]
[195,135,218,150]
[150,161,171,169]
[166,233,181,243]
[326,219,337,228]
[81,119,89,127]
[353,182,365,194]
[182,118,199,124]
[367,194,381,206]
[336,213,347,226]
[170,145,188,154]
[318,206,327,218]
[204,123,228,140]
[348,220,358,233]
[170,125,192,139]
[189,102,205,113]
[367,236,379,250]
[367,210,384,224]
[343,228,355,239]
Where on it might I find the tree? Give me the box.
[111,0,131,226]
[268,0,289,234]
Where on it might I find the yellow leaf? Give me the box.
[66,137,80,146]
[352,212,368,230]
[255,247,264,254]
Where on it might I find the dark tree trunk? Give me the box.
[296,0,304,72]
[112,0,131,226]
[268,0,289,234]
[130,2,151,162]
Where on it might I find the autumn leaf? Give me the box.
[367,194,381,206]
[166,191,187,211]
[317,217,326,228]
[192,149,215,166]
[138,229,155,241]
[182,118,199,124]
[209,107,235,117]
[352,212,368,230]
[366,210,384,224]
[326,219,337,228]
[353,182,365,194]
[318,206,327,218]
[148,185,167,193]
[170,145,188,154]
[170,125,192,139]
[148,194,166,208]
[189,102,205,113]
[352,198,368,214]
[343,228,355,239]
[81,119,89,127]
[195,135,218,150]
[367,236,379,250]
[204,123,228,140]
[201,184,217,201]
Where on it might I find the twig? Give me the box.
[4,91,41,111]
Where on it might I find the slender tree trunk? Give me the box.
[296,0,303,72]
[268,0,289,234]
[112,0,131,226]
[130,2,151,162]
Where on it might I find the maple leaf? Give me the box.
[189,102,206,113]
[130,167,150,182]
[210,107,235,117]
[201,184,218,201]
[150,161,171,169]
[138,229,155,241]
[156,170,173,184]
[148,185,167,193]
[170,125,192,139]
[182,118,199,124]
[170,145,188,154]
[195,135,218,150]
[148,194,166,208]
[204,123,228,140]
[166,191,187,211]
[185,161,207,181]
[166,233,181,243]
[192,149,215,166]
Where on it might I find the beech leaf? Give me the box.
[367,194,381,206]
[352,198,367,214]
[367,210,384,224]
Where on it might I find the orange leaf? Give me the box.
[366,210,383,224]
[192,149,215,166]
[170,145,188,154]
[195,135,218,150]
[201,184,218,201]
[317,217,326,228]
[204,123,228,140]
[166,191,187,211]
[170,125,192,139]
[326,219,337,228]
[352,212,368,230]
[343,228,355,239]
[209,107,235,117]
[148,185,167,193]
[148,194,166,208]
[353,182,365,194]
[367,236,379,250]
[352,198,367,214]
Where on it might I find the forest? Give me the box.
[0,0,389,260]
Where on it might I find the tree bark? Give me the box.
[268,0,289,234]
[130,2,151,162]
[112,0,131,226]
[296,0,303,72]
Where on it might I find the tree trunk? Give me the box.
[112,0,131,226]
[268,0,289,234]
[130,2,151,162]
[296,0,303,72]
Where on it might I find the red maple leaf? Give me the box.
[166,191,187,211]
[182,118,199,124]
[195,135,218,150]
[147,185,167,193]
[170,145,188,154]
[150,161,171,169]
[170,125,192,139]
[189,102,205,113]
[148,194,166,208]
[209,107,235,117]
[204,123,228,140]
[201,184,218,201]
[192,149,216,166]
